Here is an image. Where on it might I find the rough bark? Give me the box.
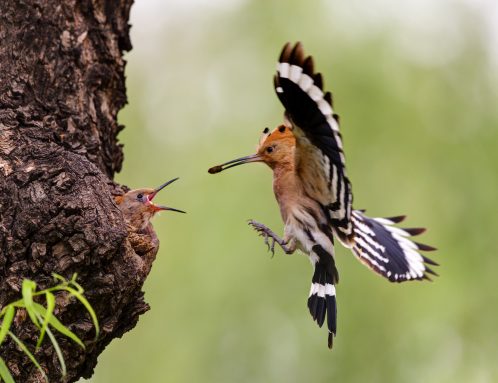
[0,1,158,381]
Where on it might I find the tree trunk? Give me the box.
[0,1,157,381]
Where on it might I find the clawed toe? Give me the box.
[269,238,276,257]
[263,234,270,249]
[247,219,289,256]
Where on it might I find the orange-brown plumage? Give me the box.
[256,125,295,169]
[116,178,185,234]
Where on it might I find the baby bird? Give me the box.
[209,42,437,349]
[115,177,185,234]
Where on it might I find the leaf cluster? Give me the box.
[0,274,99,383]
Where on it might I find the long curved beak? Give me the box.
[148,177,186,214]
[149,177,179,201]
[208,154,262,174]
[153,205,186,214]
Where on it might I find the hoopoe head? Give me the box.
[257,125,296,167]
[115,178,185,232]
[208,125,296,173]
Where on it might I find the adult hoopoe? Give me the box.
[115,178,185,234]
[209,42,437,349]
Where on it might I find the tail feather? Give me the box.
[308,263,337,349]
[314,271,327,326]
[326,282,337,349]
[351,210,437,282]
[384,215,406,223]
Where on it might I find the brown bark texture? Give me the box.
[0,1,158,381]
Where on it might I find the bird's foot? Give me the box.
[248,220,293,256]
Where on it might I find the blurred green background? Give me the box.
[86,0,498,382]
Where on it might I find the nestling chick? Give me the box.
[115,177,185,234]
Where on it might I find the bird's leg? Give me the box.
[248,220,296,255]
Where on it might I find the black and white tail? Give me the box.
[307,246,339,349]
[351,210,438,282]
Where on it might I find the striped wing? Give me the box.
[274,42,353,243]
[351,210,438,282]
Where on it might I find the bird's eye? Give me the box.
[266,146,274,153]
[137,193,143,200]
[278,126,285,133]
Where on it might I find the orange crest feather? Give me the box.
[259,125,295,147]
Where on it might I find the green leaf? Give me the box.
[70,273,79,285]
[0,357,15,383]
[0,275,98,382]
[8,331,47,382]
[0,303,13,317]
[60,287,99,339]
[22,279,40,329]
[0,306,15,346]
[7,298,26,310]
[44,325,66,377]
[36,292,55,350]
[32,303,84,348]
[51,273,66,284]
[69,279,84,294]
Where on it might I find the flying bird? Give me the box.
[209,42,437,349]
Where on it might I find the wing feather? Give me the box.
[274,42,353,243]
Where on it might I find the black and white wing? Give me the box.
[351,210,438,282]
[274,42,353,244]
[274,42,438,282]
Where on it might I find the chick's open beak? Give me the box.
[147,177,186,213]
[148,177,179,201]
[208,154,262,174]
[151,205,186,213]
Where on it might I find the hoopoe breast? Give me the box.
[285,205,335,265]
